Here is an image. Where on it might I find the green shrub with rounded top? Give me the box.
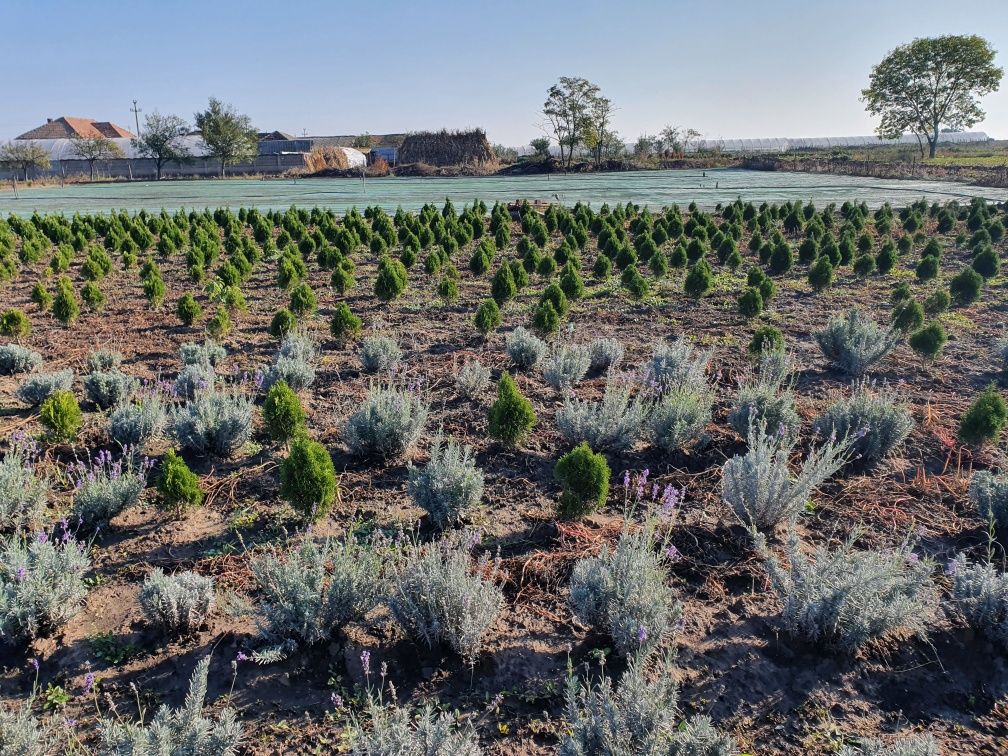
[156,449,204,515]
[554,442,610,520]
[177,293,203,327]
[329,302,362,340]
[473,298,502,336]
[269,308,298,339]
[263,380,306,443]
[40,390,82,442]
[908,321,947,363]
[950,266,983,306]
[958,384,1007,446]
[488,372,537,446]
[279,435,337,521]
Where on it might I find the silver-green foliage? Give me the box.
[388,533,503,663]
[408,436,484,528]
[969,470,1008,528]
[542,343,592,391]
[0,533,90,640]
[454,359,491,400]
[727,371,799,441]
[179,338,226,368]
[174,363,216,399]
[646,337,711,392]
[344,384,429,459]
[569,526,681,658]
[505,326,547,370]
[0,440,47,534]
[588,336,625,374]
[649,383,713,453]
[945,554,1008,648]
[139,568,216,636]
[260,331,316,391]
[0,344,42,375]
[560,654,737,756]
[815,309,900,376]
[109,393,169,447]
[86,348,122,373]
[84,370,139,410]
[0,702,56,756]
[359,335,402,374]
[16,369,73,407]
[837,734,940,756]
[722,420,850,531]
[757,529,934,654]
[251,537,383,662]
[997,334,1008,372]
[351,697,482,756]
[557,380,645,453]
[814,382,913,466]
[71,453,146,525]
[173,388,254,457]
[99,657,243,755]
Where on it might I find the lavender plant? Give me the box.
[173,363,216,399]
[646,336,711,392]
[945,554,1008,648]
[727,370,800,441]
[0,344,42,375]
[0,527,90,640]
[454,359,491,400]
[837,734,940,756]
[568,516,682,658]
[556,379,646,453]
[756,529,934,654]
[969,470,1008,529]
[407,435,484,527]
[84,369,139,410]
[86,348,123,373]
[139,568,216,636]
[99,657,243,754]
[259,331,317,391]
[542,342,592,391]
[251,537,384,662]
[108,385,170,447]
[0,701,56,755]
[351,693,482,756]
[814,381,913,467]
[69,449,149,526]
[387,532,503,663]
[173,387,254,457]
[588,336,625,374]
[179,338,226,368]
[648,382,713,453]
[722,419,850,531]
[758,346,798,387]
[359,335,402,374]
[505,326,547,370]
[0,434,48,534]
[815,309,901,376]
[343,383,429,459]
[16,369,73,407]
[998,334,1008,373]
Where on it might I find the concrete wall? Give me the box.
[0,153,307,181]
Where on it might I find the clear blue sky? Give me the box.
[5,0,1007,145]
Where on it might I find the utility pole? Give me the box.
[130,100,142,137]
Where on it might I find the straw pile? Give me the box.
[304,145,349,172]
[397,129,495,167]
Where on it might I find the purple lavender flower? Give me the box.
[236,652,249,663]
[945,559,959,576]
[15,567,26,581]
[360,649,371,676]
[331,692,344,709]
[637,624,648,644]
[82,672,95,694]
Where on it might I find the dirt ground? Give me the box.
[1,202,1007,754]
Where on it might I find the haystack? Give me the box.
[397,129,495,167]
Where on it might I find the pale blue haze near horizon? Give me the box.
[4,0,1007,145]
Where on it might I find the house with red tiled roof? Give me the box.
[15,116,134,140]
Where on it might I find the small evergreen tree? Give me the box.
[908,321,947,364]
[329,302,362,339]
[958,384,1008,446]
[177,293,203,327]
[808,257,834,292]
[684,259,713,298]
[488,372,537,446]
[949,266,983,306]
[263,380,306,443]
[554,442,610,519]
[474,298,502,336]
[157,449,204,515]
[279,435,337,522]
[269,308,298,339]
[738,287,763,319]
[39,390,81,441]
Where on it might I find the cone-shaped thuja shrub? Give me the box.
[263,380,306,444]
[279,435,338,522]
[958,384,1008,447]
[488,372,537,446]
[157,449,204,516]
[554,442,610,519]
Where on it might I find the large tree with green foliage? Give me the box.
[69,135,124,180]
[862,35,1002,158]
[133,111,191,180]
[0,141,51,180]
[542,76,600,170]
[194,98,258,177]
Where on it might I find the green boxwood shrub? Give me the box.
[488,372,537,446]
[949,266,983,307]
[269,308,298,339]
[554,442,610,520]
[807,257,834,292]
[176,293,203,327]
[738,287,763,319]
[279,435,337,522]
[0,308,31,338]
[374,256,408,302]
[40,390,81,442]
[748,325,784,357]
[958,384,1007,446]
[474,298,502,336]
[684,259,713,298]
[264,380,306,444]
[156,449,204,516]
[329,302,362,340]
[908,321,947,363]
